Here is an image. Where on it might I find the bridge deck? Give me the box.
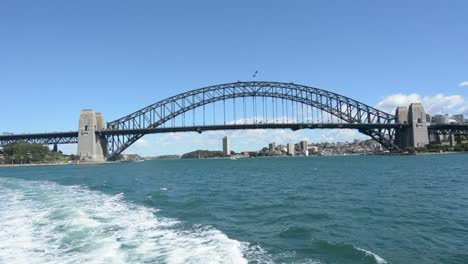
[98,123,405,136]
[1,123,468,146]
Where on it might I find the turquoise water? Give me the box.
[0,155,467,264]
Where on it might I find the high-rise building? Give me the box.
[222,136,231,156]
[300,140,308,151]
[268,142,276,151]
[287,143,295,155]
[299,140,309,156]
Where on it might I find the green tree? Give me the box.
[2,142,66,164]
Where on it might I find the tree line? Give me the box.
[0,142,72,164]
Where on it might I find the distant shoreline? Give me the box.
[1,151,465,167]
[0,162,72,168]
[0,161,117,168]
[172,150,468,160]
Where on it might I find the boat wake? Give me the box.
[0,178,269,264]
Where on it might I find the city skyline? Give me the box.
[1,1,468,156]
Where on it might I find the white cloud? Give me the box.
[423,94,464,113]
[318,129,367,143]
[459,81,468,87]
[376,93,421,113]
[124,127,370,156]
[376,93,467,115]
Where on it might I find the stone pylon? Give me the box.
[77,109,107,162]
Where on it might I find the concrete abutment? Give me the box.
[395,103,429,149]
[77,109,108,162]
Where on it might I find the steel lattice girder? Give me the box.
[427,124,468,135]
[0,132,78,146]
[100,123,403,136]
[104,82,399,160]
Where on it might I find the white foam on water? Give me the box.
[0,178,269,264]
[355,247,388,264]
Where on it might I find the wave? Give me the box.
[0,178,270,264]
[355,247,388,264]
[314,239,388,264]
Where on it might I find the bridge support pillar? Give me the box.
[395,103,429,149]
[395,107,409,148]
[77,109,108,162]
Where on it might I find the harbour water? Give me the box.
[0,154,467,264]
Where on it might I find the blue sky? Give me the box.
[1,0,468,155]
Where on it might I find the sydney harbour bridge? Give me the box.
[1,81,467,161]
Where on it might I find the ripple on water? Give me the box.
[278,226,314,240]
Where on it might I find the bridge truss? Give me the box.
[3,82,468,160]
[0,132,78,146]
[427,124,468,135]
[105,81,399,160]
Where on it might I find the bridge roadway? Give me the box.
[1,123,467,147]
[0,123,401,146]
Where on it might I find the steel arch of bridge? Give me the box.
[105,81,399,160]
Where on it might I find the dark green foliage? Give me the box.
[181,150,226,159]
[1,141,70,164]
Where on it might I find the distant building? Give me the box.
[451,114,464,124]
[222,136,231,156]
[300,140,308,151]
[268,142,276,151]
[308,146,318,154]
[431,114,449,124]
[287,143,295,155]
[279,145,287,152]
[426,113,431,124]
[299,140,308,155]
[369,141,383,152]
[121,153,143,161]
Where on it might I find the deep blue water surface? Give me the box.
[1,155,467,263]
